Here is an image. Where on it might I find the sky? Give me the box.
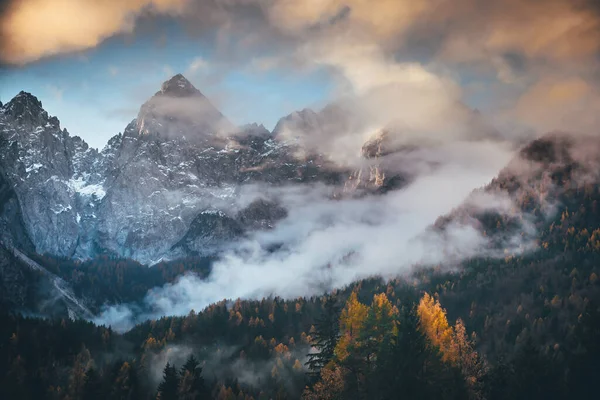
[1,0,599,150]
[0,18,333,149]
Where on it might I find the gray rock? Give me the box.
[0,76,353,265]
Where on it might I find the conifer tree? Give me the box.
[157,362,179,400]
[507,337,565,400]
[306,297,341,377]
[179,355,210,400]
[373,306,467,400]
[82,368,105,400]
[417,292,454,361]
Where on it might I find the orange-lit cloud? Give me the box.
[2,0,599,141]
[2,0,599,65]
[515,77,600,134]
[435,0,600,66]
[0,0,188,64]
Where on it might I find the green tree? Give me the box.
[506,337,565,400]
[179,355,209,400]
[567,303,600,399]
[82,368,105,400]
[111,361,142,400]
[306,297,341,378]
[372,307,467,400]
[157,362,179,400]
[69,346,94,399]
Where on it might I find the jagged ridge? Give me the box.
[0,75,354,265]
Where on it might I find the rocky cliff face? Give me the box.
[344,130,414,194]
[0,91,102,257]
[0,75,354,264]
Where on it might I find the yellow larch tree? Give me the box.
[334,291,368,362]
[417,292,455,362]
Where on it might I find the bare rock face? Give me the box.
[343,130,414,194]
[0,92,103,258]
[0,75,350,264]
[0,74,430,265]
[0,166,33,251]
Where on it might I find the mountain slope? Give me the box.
[0,75,352,264]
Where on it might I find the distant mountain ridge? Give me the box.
[0,74,406,264]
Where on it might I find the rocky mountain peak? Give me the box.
[238,123,271,137]
[2,91,48,126]
[158,73,203,98]
[0,81,373,265]
[134,74,233,140]
[272,107,321,141]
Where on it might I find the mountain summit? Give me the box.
[135,74,233,139]
[0,79,350,264]
[158,73,204,98]
[2,91,49,127]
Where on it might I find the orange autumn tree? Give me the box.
[417,292,455,362]
[306,291,399,399]
[418,293,487,399]
[334,291,368,362]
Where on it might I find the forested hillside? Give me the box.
[2,133,600,399]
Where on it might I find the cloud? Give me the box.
[513,76,600,135]
[3,0,599,141]
[162,64,175,77]
[271,40,501,166]
[433,0,600,64]
[146,342,308,392]
[94,138,529,331]
[187,57,209,73]
[260,0,600,74]
[3,0,598,67]
[0,0,189,64]
[45,84,64,101]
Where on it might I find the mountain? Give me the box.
[0,76,487,265]
[273,106,417,194]
[3,84,600,399]
[0,91,98,257]
[3,130,600,398]
[0,75,352,265]
[135,74,234,141]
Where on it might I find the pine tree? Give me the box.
[359,293,398,369]
[179,355,210,400]
[567,303,600,399]
[82,368,105,400]
[335,292,368,363]
[112,361,142,400]
[333,292,368,398]
[305,297,341,377]
[69,346,93,399]
[157,362,179,400]
[373,306,468,400]
[508,337,565,400]
[302,364,346,400]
